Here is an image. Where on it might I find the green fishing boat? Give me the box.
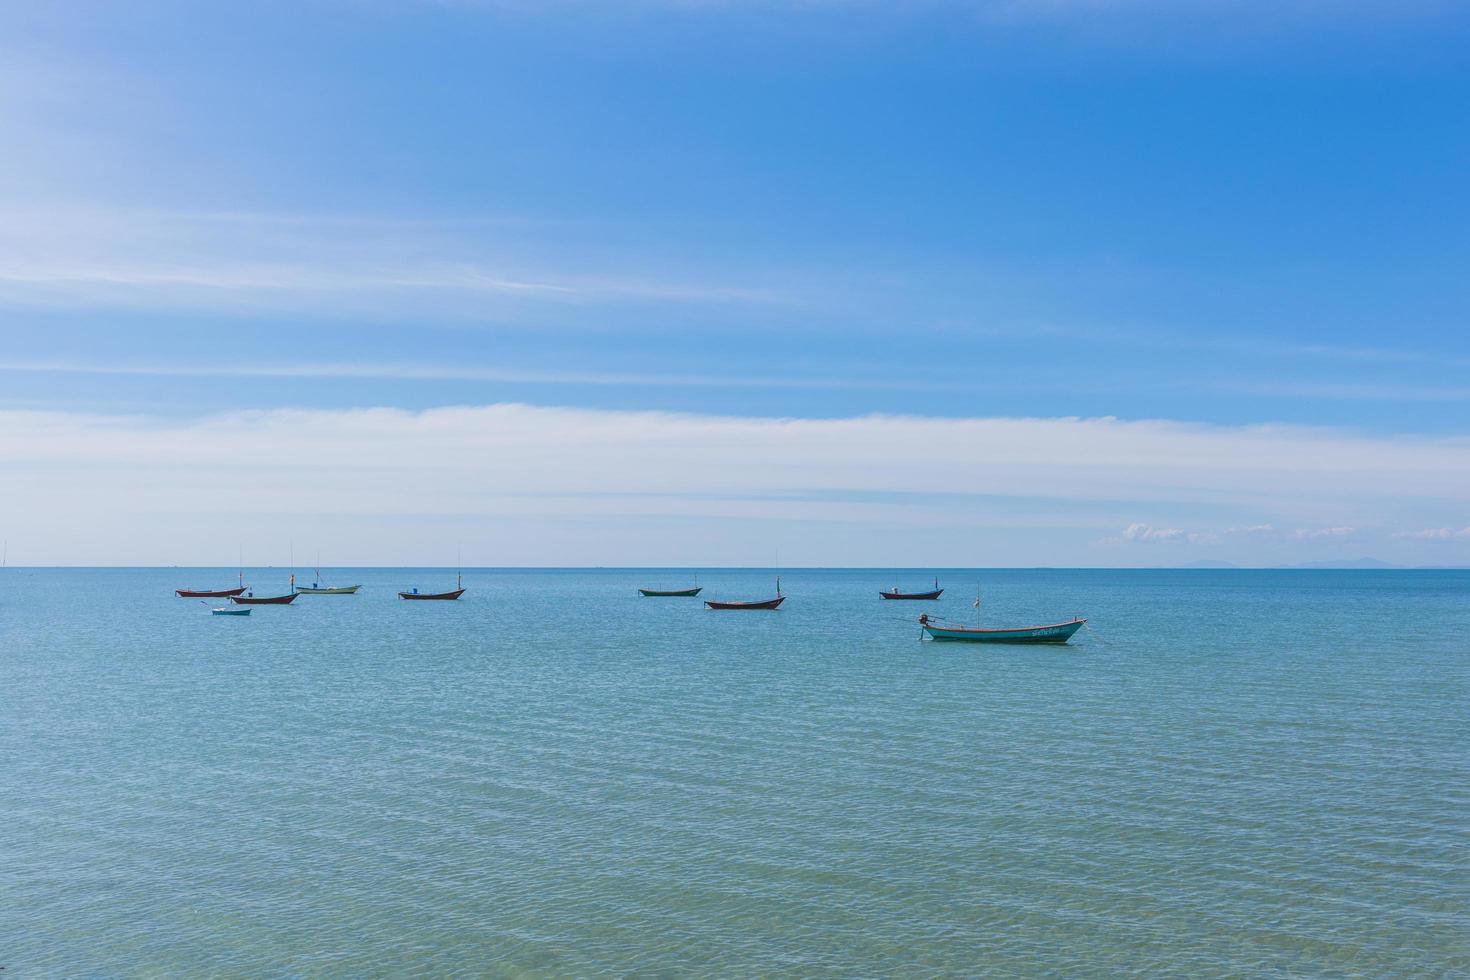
[293,556,360,594]
[639,586,702,597]
[918,613,1084,644]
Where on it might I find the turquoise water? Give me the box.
[3,568,1466,975]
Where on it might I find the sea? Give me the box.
[3,567,1466,976]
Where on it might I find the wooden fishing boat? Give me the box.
[399,587,465,600]
[918,613,1084,644]
[178,566,248,598]
[294,558,360,594]
[705,595,784,609]
[212,606,251,616]
[399,573,465,600]
[880,577,943,600]
[177,586,247,598]
[639,586,702,597]
[229,592,300,605]
[706,577,784,610]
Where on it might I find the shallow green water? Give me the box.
[3,568,1467,975]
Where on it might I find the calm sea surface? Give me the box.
[3,568,1466,976]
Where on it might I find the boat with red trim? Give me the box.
[399,572,465,600]
[177,585,247,598]
[880,577,943,600]
[918,613,1084,644]
[706,577,785,610]
[177,568,248,598]
[230,591,300,605]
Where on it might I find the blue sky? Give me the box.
[1,1,1468,565]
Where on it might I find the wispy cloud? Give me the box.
[2,404,1466,563]
[1123,523,1184,542]
[1219,381,1470,403]
[1291,526,1356,540]
[424,0,1454,20]
[0,203,784,315]
[1099,522,1216,545]
[0,358,936,392]
[1395,526,1470,540]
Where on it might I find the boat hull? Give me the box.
[212,607,251,616]
[706,596,785,610]
[399,589,466,600]
[294,585,361,594]
[639,587,702,597]
[880,589,943,600]
[229,593,300,605]
[177,586,247,598]
[922,618,1084,644]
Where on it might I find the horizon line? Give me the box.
[3,564,1466,571]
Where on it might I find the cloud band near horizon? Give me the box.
[0,403,1465,565]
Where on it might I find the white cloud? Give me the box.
[1395,526,1470,541]
[1105,523,1218,545]
[1290,526,1356,539]
[1,403,1466,563]
[1121,523,1185,542]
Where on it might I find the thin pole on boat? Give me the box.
[457,544,462,591]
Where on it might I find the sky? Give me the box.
[1,0,1468,567]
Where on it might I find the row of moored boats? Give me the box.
[176,571,465,613]
[181,573,1086,644]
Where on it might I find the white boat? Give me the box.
[293,556,361,594]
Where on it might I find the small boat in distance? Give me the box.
[918,613,1084,644]
[230,591,300,605]
[880,577,943,601]
[706,577,785,610]
[639,586,702,597]
[212,606,251,616]
[399,572,465,601]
